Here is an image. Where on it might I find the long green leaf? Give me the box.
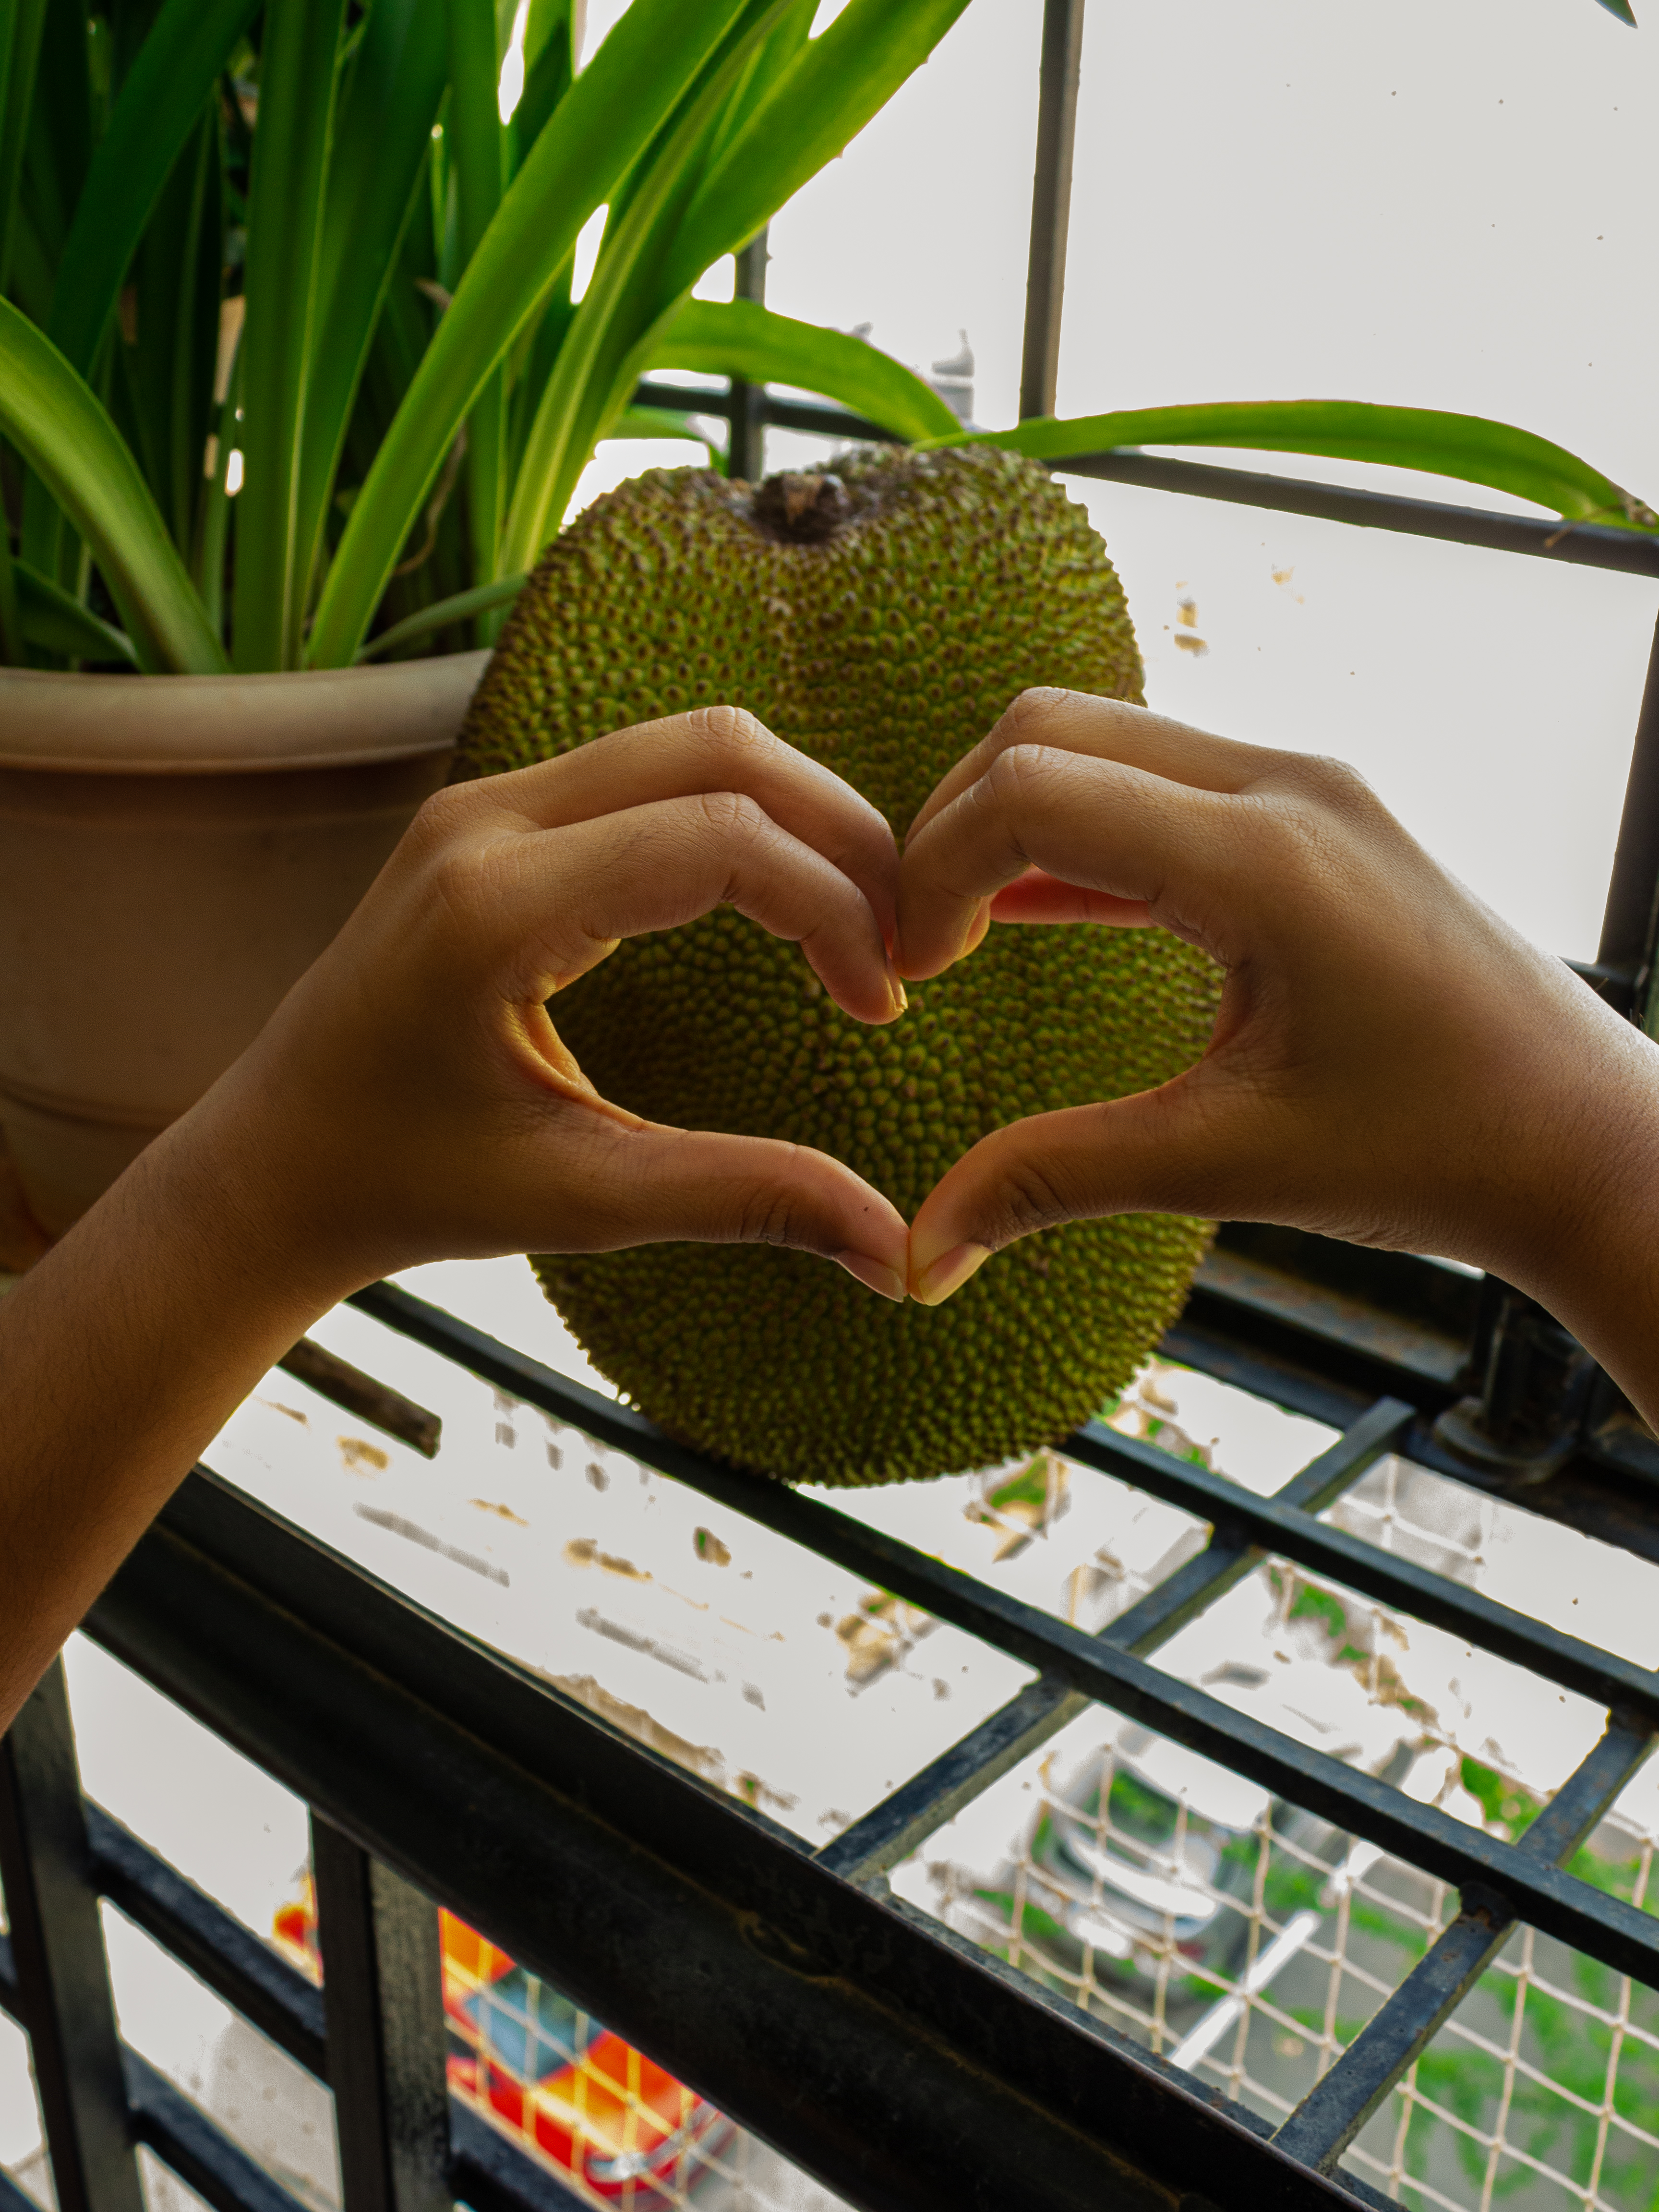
[42,0,255,379]
[233,0,348,670]
[355,572,527,662]
[652,297,959,443]
[663,0,972,305]
[501,0,791,575]
[449,0,508,604]
[15,555,137,664]
[292,0,447,620]
[124,100,218,552]
[943,400,1659,530]
[0,0,48,293]
[306,0,757,670]
[504,0,970,566]
[505,0,576,182]
[607,403,722,449]
[16,0,89,274]
[0,299,225,671]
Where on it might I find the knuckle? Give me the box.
[1285,752,1373,812]
[428,844,493,926]
[734,1172,807,1249]
[426,826,518,927]
[981,740,1061,813]
[408,781,474,849]
[985,1147,1074,1244]
[1003,685,1072,739]
[696,787,769,845]
[999,740,1062,786]
[689,701,769,762]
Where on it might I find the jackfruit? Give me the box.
[457,445,1220,1485]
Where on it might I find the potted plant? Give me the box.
[2,0,1651,1246]
[0,0,998,1239]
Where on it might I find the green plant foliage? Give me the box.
[652,298,959,443]
[949,400,1659,533]
[0,0,980,674]
[0,297,225,670]
[1,0,1652,682]
[13,555,133,662]
[233,0,349,670]
[42,0,256,381]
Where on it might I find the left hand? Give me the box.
[170,704,913,1309]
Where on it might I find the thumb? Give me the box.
[543,1116,911,1302]
[906,1076,1257,1304]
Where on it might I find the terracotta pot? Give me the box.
[0,652,487,1237]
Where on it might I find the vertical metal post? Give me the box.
[311,1816,452,2212]
[1018,0,1086,421]
[1596,603,1659,1022]
[728,228,769,483]
[0,1661,145,2212]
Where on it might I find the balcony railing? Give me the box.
[8,4,1659,2208]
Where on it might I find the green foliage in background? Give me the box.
[1,0,1652,679]
[0,0,973,673]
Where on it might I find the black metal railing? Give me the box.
[9,0,1659,2206]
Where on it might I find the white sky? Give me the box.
[576,0,1659,961]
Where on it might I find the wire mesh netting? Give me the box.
[228,1282,1659,2211]
[882,1366,1659,2212]
[12,1262,1659,2212]
[267,1883,852,2212]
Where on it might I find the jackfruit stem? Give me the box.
[749,471,854,545]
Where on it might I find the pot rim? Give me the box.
[0,650,489,776]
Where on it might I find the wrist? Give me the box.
[1466,1004,1659,1425]
[124,1084,364,1352]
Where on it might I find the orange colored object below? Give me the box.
[274,1882,731,2204]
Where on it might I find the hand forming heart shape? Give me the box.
[202,688,1651,1365]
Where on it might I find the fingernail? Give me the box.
[960,901,992,962]
[910,1240,992,1307]
[834,1249,907,1302]
[885,955,908,1017]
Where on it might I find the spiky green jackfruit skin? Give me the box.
[457,445,1220,1485]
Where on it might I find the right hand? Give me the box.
[895,688,1659,1348]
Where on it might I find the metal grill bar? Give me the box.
[312,1819,452,2212]
[2,1813,597,2212]
[447,2105,593,2212]
[120,2046,308,2212]
[629,376,1659,578]
[1019,0,1085,420]
[0,2164,38,2212]
[1052,448,1659,576]
[0,1661,145,2212]
[1063,1417,1659,1719]
[820,1402,1411,1883]
[1271,1712,1658,2174]
[84,1800,328,2075]
[726,229,769,483]
[1168,1282,1659,1577]
[1599,606,1659,983]
[343,1284,1659,1986]
[84,1469,1367,2212]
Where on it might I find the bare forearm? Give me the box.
[0,1114,338,1732]
[1498,1041,1659,1442]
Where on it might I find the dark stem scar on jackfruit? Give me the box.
[456,445,1222,1487]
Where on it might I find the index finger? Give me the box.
[896,742,1248,980]
[448,703,901,942]
[905,687,1296,846]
